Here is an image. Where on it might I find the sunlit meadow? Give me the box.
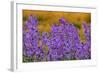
[23,10,91,62]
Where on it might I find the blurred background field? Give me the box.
[23,10,91,42]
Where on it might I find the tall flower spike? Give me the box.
[82,22,90,41]
[59,18,67,25]
[28,15,38,26]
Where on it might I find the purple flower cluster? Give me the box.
[23,15,91,62]
[23,15,44,61]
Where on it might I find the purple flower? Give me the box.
[23,16,91,61]
[59,18,68,25]
[25,49,34,57]
[28,15,38,26]
[82,22,91,41]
